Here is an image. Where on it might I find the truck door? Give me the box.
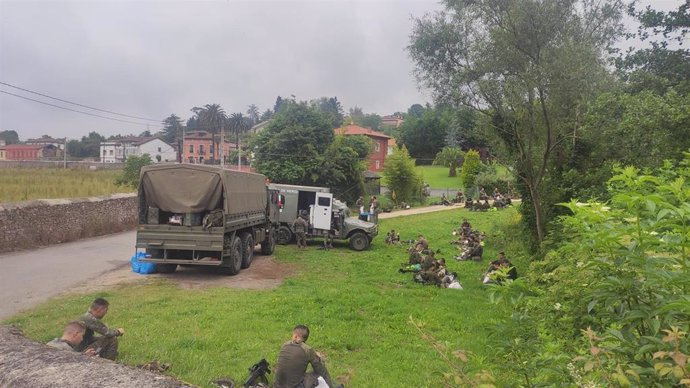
[312,192,333,230]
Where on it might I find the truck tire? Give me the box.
[221,235,242,275]
[155,263,177,273]
[277,226,293,245]
[349,231,370,251]
[261,228,276,255]
[240,232,254,269]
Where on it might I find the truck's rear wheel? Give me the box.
[240,232,254,269]
[221,235,242,275]
[277,226,293,245]
[349,231,370,251]
[261,228,276,255]
[155,263,177,273]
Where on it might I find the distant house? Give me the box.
[381,115,404,128]
[183,131,237,164]
[249,120,271,135]
[3,144,44,161]
[334,124,393,172]
[99,136,177,163]
[26,136,66,150]
[0,145,6,160]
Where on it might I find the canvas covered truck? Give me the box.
[268,183,378,251]
[136,164,279,275]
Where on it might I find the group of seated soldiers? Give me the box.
[452,219,485,261]
[463,187,513,211]
[399,234,462,289]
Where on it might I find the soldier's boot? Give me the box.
[90,336,119,360]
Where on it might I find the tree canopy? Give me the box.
[409,0,626,241]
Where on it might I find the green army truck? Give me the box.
[268,183,378,251]
[136,164,279,275]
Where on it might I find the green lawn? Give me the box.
[416,165,463,189]
[5,207,526,387]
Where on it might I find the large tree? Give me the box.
[161,114,184,162]
[311,97,344,128]
[228,112,251,164]
[190,103,226,163]
[409,0,625,242]
[252,102,334,184]
[0,130,19,144]
[398,106,449,163]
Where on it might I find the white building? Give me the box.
[100,137,177,163]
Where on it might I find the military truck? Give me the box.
[268,183,378,251]
[135,164,279,275]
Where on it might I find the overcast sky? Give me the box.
[0,0,683,141]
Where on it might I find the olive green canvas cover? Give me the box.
[139,164,267,215]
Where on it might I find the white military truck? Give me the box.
[268,183,378,251]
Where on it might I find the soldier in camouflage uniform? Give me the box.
[293,215,308,249]
[46,321,97,356]
[274,325,339,388]
[76,298,124,360]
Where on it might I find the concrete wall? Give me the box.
[0,193,137,254]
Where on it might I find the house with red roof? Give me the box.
[334,124,395,172]
[2,144,44,161]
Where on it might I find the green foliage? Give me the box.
[67,131,105,158]
[0,168,130,203]
[252,102,365,201]
[310,97,344,128]
[6,208,527,387]
[488,156,690,386]
[382,146,422,203]
[474,163,515,197]
[409,0,626,241]
[115,154,153,189]
[433,146,463,177]
[460,150,481,192]
[0,129,19,144]
[398,106,450,163]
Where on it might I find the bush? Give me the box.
[115,154,153,189]
[383,146,422,203]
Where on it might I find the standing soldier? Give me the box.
[292,215,308,249]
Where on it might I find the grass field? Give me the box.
[415,165,463,190]
[0,168,133,203]
[4,207,527,387]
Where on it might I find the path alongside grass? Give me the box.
[5,207,525,387]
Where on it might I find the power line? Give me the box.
[0,81,161,122]
[0,90,162,128]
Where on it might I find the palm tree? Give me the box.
[246,104,260,127]
[433,147,464,177]
[229,112,251,166]
[191,104,226,163]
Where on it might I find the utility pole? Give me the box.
[238,136,241,171]
[220,123,224,167]
[63,137,67,169]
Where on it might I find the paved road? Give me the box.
[0,231,136,320]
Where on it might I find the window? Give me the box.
[199,145,205,155]
[318,197,331,207]
[103,150,106,156]
[375,141,380,152]
[199,156,204,163]
[189,144,194,153]
[157,147,162,152]
[109,150,113,156]
[210,145,214,154]
[375,160,380,170]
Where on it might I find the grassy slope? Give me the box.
[415,165,463,190]
[0,168,131,203]
[5,207,527,387]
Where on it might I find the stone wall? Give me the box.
[0,193,137,254]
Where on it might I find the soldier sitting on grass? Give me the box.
[46,321,98,356]
[76,297,124,360]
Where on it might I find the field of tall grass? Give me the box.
[0,168,133,203]
[5,207,528,387]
